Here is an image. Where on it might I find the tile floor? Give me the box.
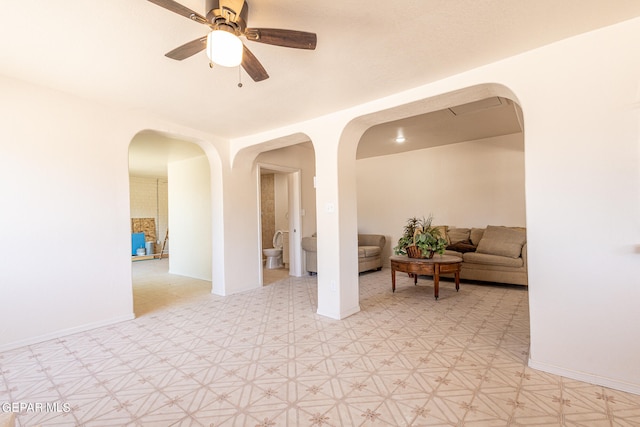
[1,260,639,426]
[262,267,291,287]
[132,259,212,317]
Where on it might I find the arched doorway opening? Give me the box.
[354,95,526,258]
[313,83,528,319]
[128,130,213,315]
[232,133,316,287]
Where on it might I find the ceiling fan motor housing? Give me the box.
[206,0,248,34]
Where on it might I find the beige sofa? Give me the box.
[441,225,527,286]
[301,234,386,275]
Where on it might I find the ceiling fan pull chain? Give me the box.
[237,66,243,88]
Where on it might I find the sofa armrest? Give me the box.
[521,243,527,271]
[358,234,386,249]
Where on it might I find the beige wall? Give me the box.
[274,174,289,232]
[356,133,525,263]
[260,174,275,252]
[260,173,290,250]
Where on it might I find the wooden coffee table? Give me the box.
[390,255,462,300]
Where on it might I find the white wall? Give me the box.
[168,155,212,281]
[512,22,640,393]
[357,134,525,263]
[0,74,225,351]
[0,76,135,350]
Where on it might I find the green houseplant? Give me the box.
[393,215,447,258]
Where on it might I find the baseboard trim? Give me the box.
[529,359,640,396]
[316,307,340,320]
[0,313,135,353]
[316,304,361,320]
[340,304,361,319]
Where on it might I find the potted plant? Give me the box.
[393,215,447,258]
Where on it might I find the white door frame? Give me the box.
[257,163,303,284]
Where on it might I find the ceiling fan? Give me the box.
[147,0,317,82]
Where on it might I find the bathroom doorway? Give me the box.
[258,164,303,285]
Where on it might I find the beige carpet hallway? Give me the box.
[1,260,640,426]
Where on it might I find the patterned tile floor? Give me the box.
[1,260,640,426]
[262,267,291,287]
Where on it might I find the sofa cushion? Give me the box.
[358,246,381,258]
[475,225,526,258]
[444,249,463,259]
[470,228,485,246]
[463,252,524,268]
[447,227,470,244]
[446,240,476,253]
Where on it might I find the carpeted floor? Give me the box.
[1,260,639,426]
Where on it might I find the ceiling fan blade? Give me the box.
[147,0,208,24]
[245,28,316,50]
[165,36,208,60]
[241,45,269,82]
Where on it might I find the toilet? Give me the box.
[263,230,284,269]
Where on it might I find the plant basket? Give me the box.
[406,245,434,259]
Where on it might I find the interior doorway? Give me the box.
[258,163,303,285]
[128,130,213,315]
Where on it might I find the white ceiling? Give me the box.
[129,130,207,177]
[357,97,523,159]
[2,1,639,149]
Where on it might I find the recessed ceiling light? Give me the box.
[395,136,406,143]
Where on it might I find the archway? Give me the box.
[310,83,526,318]
[233,133,316,287]
[128,130,217,314]
[354,95,526,261]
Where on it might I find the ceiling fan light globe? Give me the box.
[206,30,243,67]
